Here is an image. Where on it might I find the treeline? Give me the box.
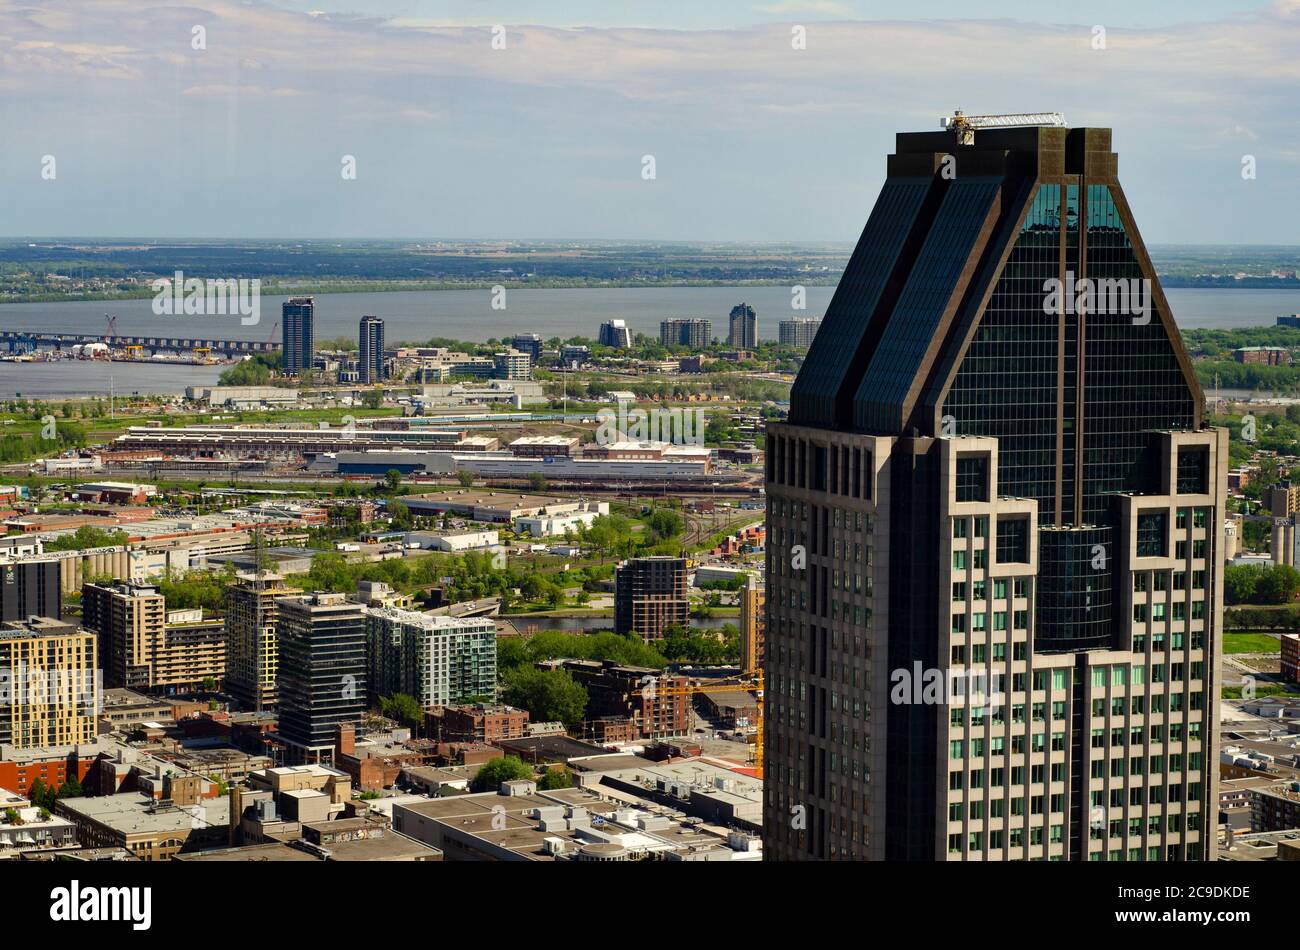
[1224,563,1300,605]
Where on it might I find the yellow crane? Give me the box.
[652,674,764,777]
[192,346,212,363]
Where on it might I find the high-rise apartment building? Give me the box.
[276,592,367,765]
[740,577,766,673]
[598,319,633,349]
[660,318,712,349]
[0,617,98,749]
[765,123,1223,862]
[282,297,315,376]
[359,315,386,383]
[80,581,221,692]
[225,572,299,713]
[0,560,60,623]
[365,609,497,708]
[614,557,689,642]
[779,318,822,349]
[82,580,163,690]
[728,303,758,348]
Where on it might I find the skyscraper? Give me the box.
[282,297,315,376]
[764,123,1223,862]
[276,592,366,765]
[359,315,386,383]
[728,303,758,348]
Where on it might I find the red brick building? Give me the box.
[427,704,529,744]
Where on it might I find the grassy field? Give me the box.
[1223,632,1282,654]
[1222,683,1293,699]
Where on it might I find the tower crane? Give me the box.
[650,674,764,777]
[941,110,1067,146]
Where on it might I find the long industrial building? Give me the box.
[325,445,713,481]
[113,424,472,460]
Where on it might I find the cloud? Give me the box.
[754,1,856,14]
[1,0,1297,241]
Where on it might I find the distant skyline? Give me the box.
[2,0,1296,243]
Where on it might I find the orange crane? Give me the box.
[651,674,764,777]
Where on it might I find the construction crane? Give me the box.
[124,344,144,359]
[941,110,1067,146]
[103,313,119,342]
[650,674,765,778]
[192,346,212,363]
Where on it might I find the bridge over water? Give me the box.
[0,331,280,356]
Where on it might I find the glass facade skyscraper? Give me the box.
[765,125,1224,862]
[282,296,315,377]
[359,314,385,383]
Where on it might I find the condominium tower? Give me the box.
[0,617,98,749]
[660,318,712,349]
[225,572,299,713]
[779,318,822,349]
[764,123,1223,862]
[728,304,758,348]
[276,592,367,765]
[365,609,497,708]
[282,297,315,376]
[359,315,386,383]
[614,556,689,642]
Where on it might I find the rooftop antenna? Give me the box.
[941,110,1067,146]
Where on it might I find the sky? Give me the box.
[1,0,1296,243]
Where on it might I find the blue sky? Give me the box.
[2,0,1296,243]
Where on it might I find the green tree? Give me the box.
[380,693,425,730]
[528,472,548,493]
[384,469,403,492]
[387,498,412,530]
[27,778,48,809]
[647,508,685,541]
[456,469,476,488]
[57,773,83,799]
[362,389,385,410]
[1258,564,1300,604]
[536,768,573,791]
[502,667,588,725]
[472,755,535,792]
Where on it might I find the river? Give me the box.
[0,285,1296,397]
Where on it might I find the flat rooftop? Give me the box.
[57,792,230,835]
